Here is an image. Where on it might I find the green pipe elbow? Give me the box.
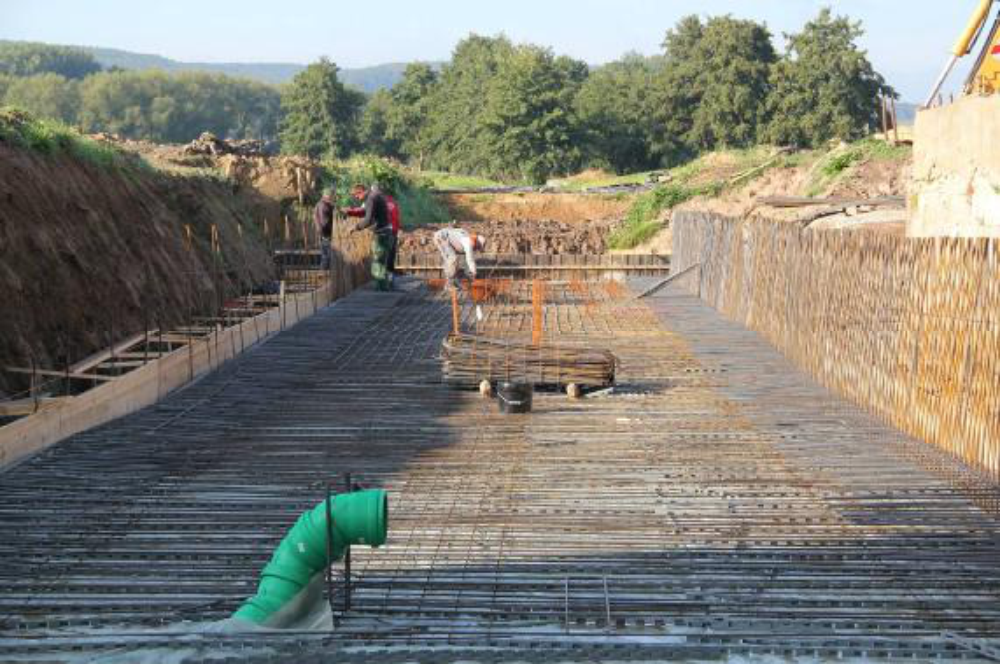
[233,489,387,626]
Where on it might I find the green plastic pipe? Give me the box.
[233,489,388,625]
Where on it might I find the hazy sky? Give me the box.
[0,1,985,101]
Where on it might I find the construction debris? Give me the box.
[183,131,269,157]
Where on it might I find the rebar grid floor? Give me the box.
[1,278,999,662]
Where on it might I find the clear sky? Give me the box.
[0,0,983,101]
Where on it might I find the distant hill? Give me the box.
[84,46,422,93]
[0,41,423,93]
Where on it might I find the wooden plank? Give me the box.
[5,367,116,383]
[95,360,149,370]
[70,331,154,374]
[756,195,906,209]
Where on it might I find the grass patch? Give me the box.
[0,106,143,171]
[806,139,911,197]
[416,170,507,190]
[608,148,778,250]
[395,185,450,227]
[608,184,701,250]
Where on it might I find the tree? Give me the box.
[479,45,586,183]
[77,70,281,143]
[675,16,776,150]
[764,9,890,147]
[425,35,515,176]
[279,58,364,159]
[647,17,705,165]
[385,63,438,167]
[0,42,102,79]
[576,53,664,173]
[2,74,80,124]
[359,88,395,156]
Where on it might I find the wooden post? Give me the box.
[879,94,889,142]
[890,98,900,145]
[451,288,460,335]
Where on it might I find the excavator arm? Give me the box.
[925,0,1000,106]
[964,8,1000,94]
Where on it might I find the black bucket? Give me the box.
[497,381,533,414]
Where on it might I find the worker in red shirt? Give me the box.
[346,183,402,286]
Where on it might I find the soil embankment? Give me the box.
[439,192,632,225]
[400,218,620,255]
[410,191,634,255]
[0,134,276,396]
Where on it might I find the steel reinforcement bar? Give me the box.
[0,278,998,661]
[672,212,1000,484]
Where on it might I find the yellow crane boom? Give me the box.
[925,0,1000,106]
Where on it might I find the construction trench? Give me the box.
[2,262,1000,662]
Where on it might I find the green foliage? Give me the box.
[383,63,438,166]
[1,8,894,178]
[423,35,513,177]
[574,53,664,173]
[76,70,280,142]
[608,148,780,249]
[280,59,365,159]
[2,74,80,124]
[316,156,449,227]
[394,185,451,227]
[765,9,890,147]
[394,36,587,183]
[416,171,505,190]
[609,184,698,249]
[479,46,587,183]
[0,107,141,170]
[358,89,395,157]
[806,138,910,196]
[657,15,776,153]
[0,42,101,79]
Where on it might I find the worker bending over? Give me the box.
[346,184,394,291]
[433,227,487,288]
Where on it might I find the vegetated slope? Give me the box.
[0,110,274,397]
[609,140,913,252]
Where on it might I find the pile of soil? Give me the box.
[400,218,621,256]
[439,192,633,225]
[0,141,276,395]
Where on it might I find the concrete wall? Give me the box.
[910,95,1000,237]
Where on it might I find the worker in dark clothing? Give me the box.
[345,184,393,291]
[313,186,336,270]
[384,189,401,282]
[348,183,402,286]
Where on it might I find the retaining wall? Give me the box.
[673,211,1000,481]
[910,96,1000,237]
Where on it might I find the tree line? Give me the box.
[2,9,890,182]
[0,43,280,143]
